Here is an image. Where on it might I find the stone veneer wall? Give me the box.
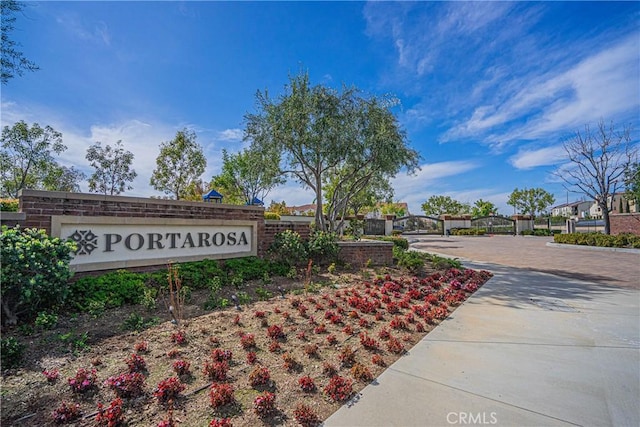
[610,213,640,235]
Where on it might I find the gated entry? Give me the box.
[470,215,515,235]
[393,216,444,235]
[364,219,386,235]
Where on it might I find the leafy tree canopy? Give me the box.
[86,140,137,195]
[1,0,39,84]
[507,188,555,218]
[150,128,206,200]
[471,199,498,218]
[245,71,419,232]
[210,147,285,206]
[421,195,470,217]
[0,121,80,197]
[624,162,639,206]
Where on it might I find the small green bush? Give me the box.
[1,226,76,325]
[269,230,308,267]
[70,270,147,312]
[0,198,19,212]
[307,231,339,264]
[174,259,227,289]
[1,336,24,369]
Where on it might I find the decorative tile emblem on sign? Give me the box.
[68,230,98,255]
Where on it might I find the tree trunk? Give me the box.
[2,298,18,326]
[600,202,611,235]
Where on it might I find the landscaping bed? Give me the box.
[1,265,491,426]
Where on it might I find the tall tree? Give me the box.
[507,188,555,218]
[245,71,419,232]
[624,162,639,208]
[471,199,498,218]
[150,129,206,200]
[1,0,39,84]
[0,120,66,197]
[86,140,137,195]
[421,195,470,217]
[556,120,637,234]
[42,165,85,192]
[323,170,394,218]
[210,147,284,205]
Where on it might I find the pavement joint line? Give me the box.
[384,366,582,426]
[422,338,640,349]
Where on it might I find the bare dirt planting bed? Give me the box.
[1,266,491,427]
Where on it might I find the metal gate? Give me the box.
[393,216,444,235]
[470,215,515,235]
[364,219,386,235]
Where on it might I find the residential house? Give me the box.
[550,200,593,220]
[589,193,637,218]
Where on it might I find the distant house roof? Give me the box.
[288,203,316,213]
[551,200,589,210]
[203,189,223,201]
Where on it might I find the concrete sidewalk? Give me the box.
[324,261,640,427]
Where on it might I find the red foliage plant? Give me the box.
[304,343,319,357]
[350,362,373,382]
[371,354,386,366]
[268,340,281,352]
[43,369,59,383]
[293,402,321,427]
[68,368,97,393]
[298,375,316,392]
[240,333,256,349]
[326,334,338,345]
[282,352,300,371]
[313,323,327,334]
[324,375,353,402]
[95,397,124,427]
[171,330,187,345]
[154,377,186,404]
[246,351,258,365]
[52,401,81,424]
[267,324,285,340]
[203,360,229,382]
[105,372,146,398]
[387,336,404,354]
[253,391,276,418]
[249,366,271,387]
[172,359,191,376]
[209,418,233,427]
[323,361,338,377]
[125,353,146,373]
[209,383,235,408]
[211,349,233,362]
[359,332,380,351]
[338,345,356,366]
[134,340,149,353]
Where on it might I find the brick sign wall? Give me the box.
[11,190,393,273]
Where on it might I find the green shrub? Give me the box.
[269,230,308,267]
[392,246,426,273]
[0,198,19,212]
[307,231,339,264]
[554,232,640,248]
[224,256,272,281]
[174,259,227,289]
[1,226,76,325]
[425,253,462,269]
[264,212,281,220]
[69,270,147,312]
[1,336,24,369]
[35,311,58,330]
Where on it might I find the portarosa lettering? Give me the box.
[104,231,249,252]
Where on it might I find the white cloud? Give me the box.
[509,145,566,170]
[56,14,111,46]
[266,182,316,208]
[216,128,243,142]
[444,33,640,145]
[0,101,217,197]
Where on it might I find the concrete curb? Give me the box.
[546,242,640,254]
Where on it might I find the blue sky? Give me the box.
[2,1,638,215]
